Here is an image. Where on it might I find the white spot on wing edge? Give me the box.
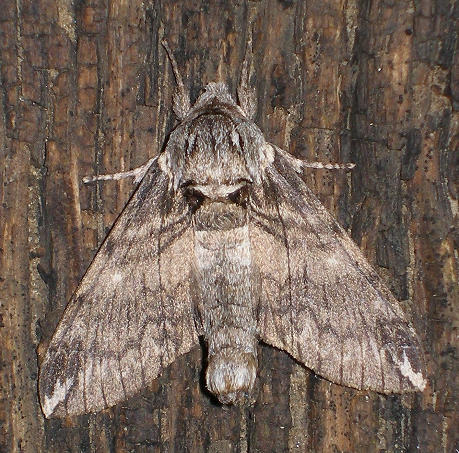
[399,350,426,391]
[43,376,74,416]
[325,254,340,268]
[112,271,123,283]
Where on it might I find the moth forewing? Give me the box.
[251,150,426,393]
[39,164,199,417]
[39,41,426,418]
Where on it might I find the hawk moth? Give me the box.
[39,41,426,418]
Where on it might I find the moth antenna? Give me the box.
[161,39,191,120]
[301,162,356,170]
[237,30,257,120]
[271,144,355,173]
[83,156,158,184]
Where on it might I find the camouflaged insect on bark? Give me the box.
[39,41,426,418]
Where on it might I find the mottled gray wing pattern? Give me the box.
[39,162,199,417]
[250,148,426,393]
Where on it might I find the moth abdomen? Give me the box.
[206,350,257,405]
[192,197,259,404]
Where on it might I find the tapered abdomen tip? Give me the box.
[206,351,257,404]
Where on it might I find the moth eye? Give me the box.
[183,186,206,211]
[228,184,249,207]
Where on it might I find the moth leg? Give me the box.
[83,156,158,184]
[237,31,257,120]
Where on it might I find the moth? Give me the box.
[39,40,426,418]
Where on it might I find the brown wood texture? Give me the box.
[0,1,457,452]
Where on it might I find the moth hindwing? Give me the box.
[39,41,426,418]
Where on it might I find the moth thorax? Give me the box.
[206,350,257,405]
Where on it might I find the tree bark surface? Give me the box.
[0,1,457,452]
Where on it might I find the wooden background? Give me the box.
[1,0,457,452]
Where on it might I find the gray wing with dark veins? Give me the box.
[250,147,426,393]
[39,161,198,417]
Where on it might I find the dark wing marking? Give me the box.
[39,161,198,417]
[250,147,426,393]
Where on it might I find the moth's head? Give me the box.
[161,40,257,123]
[159,41,274,193]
